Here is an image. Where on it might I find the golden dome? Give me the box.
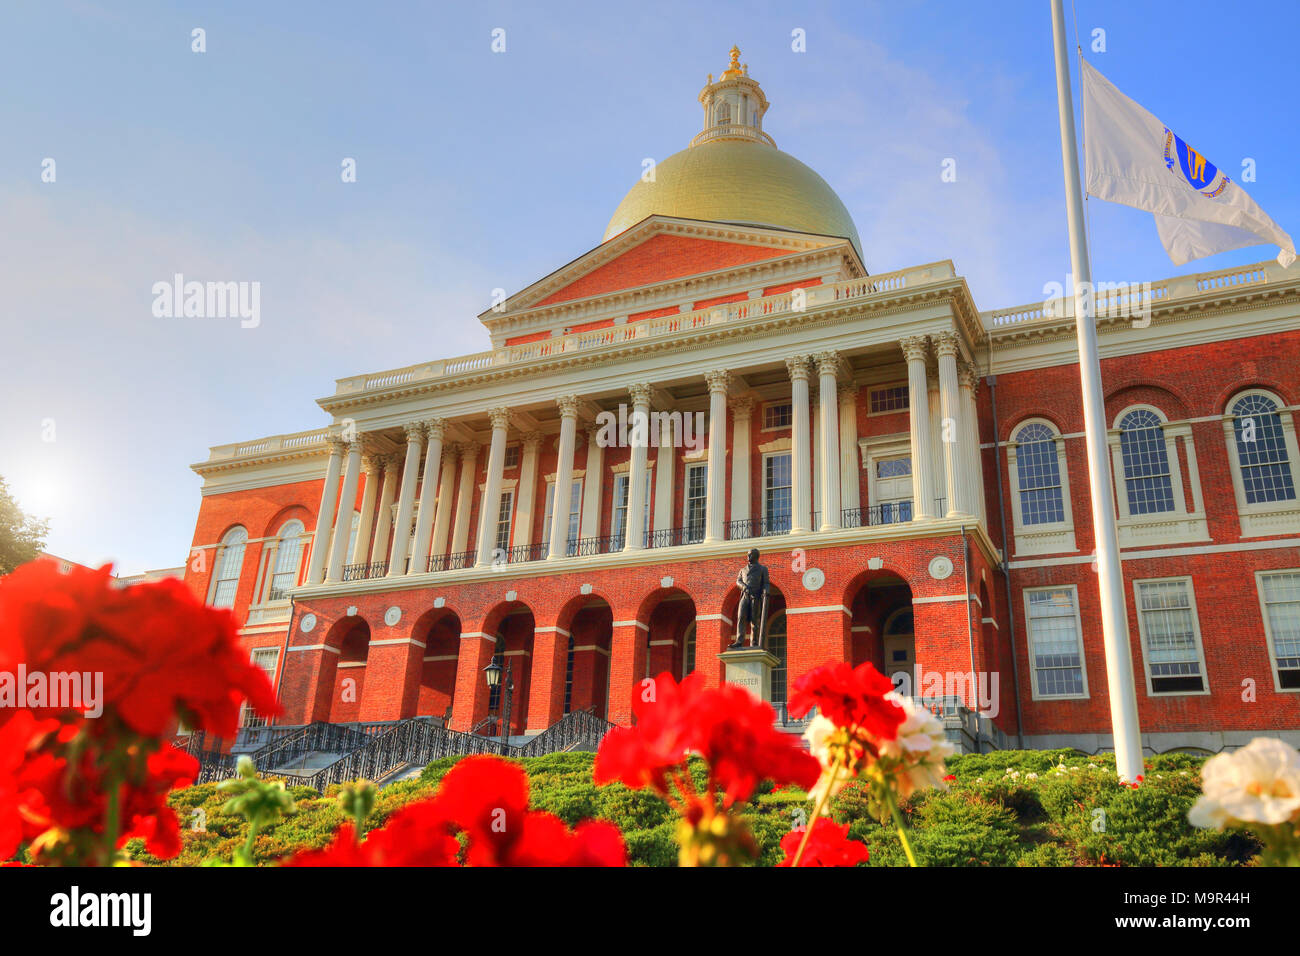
[603,138,862,256]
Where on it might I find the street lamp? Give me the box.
[482,655,513,755]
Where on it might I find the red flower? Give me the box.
[0,561,279,738]
[787,661,905,741]
[595,672,820,808]
[778,818,870,867]
[285,756,626,868]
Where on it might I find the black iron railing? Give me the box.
[426,550,475,573]
[573,535,619,556]
[342,561,388,582]
[726,515,795,539]
[507,542,548,564]
[645,527,689,549]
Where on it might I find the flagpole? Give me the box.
[1049,0,1144,781]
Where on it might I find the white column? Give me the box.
[815,351,842,530]
[548,396,580,559]
[450,442,480,556]
[626,384,652,550]
[729,396,753,534]
[787,356,813,532]
[936,332,965,518]
[811,397,822,523]
[900,337,935,520]
[653,416,675,535]
[928,369,944,514]
[514,432,543,551]
[958,362,984,521]
[386,424,425,576]
[350,456,380,565]
[430,443,459,562]
[306,439,344,584]
[839,383,861,516]
[368,457,399,565]
[409,419,445,574]
[476,408,511,566]
[703,370,730,543]
[580,426,604,540]
[326,440,363,582]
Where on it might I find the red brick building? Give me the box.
[186,53,1300,754]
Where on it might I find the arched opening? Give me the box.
[636,588,698,683]
[413,609,461,725]
[845,571,914,693]
[328,617,371,723]
[561,596,613,719]
[719,582,787,705]
[483,603,535,738]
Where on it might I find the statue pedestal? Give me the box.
[717,647,781,703]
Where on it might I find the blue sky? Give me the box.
[2,0,1297,573]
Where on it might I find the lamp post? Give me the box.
[482,655,513,755]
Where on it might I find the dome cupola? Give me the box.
[604,47,862,259]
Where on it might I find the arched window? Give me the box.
[682,623,696,679]
[211,526,247,608]
[563,636,575,715]
[765,611,787,707]
[1117,408,1175,515]
[268,520,305,601]
[1230,393,1297,504]
[1013,422,1065,525]
[715,101,730,126]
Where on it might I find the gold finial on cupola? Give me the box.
[721,45,745,80]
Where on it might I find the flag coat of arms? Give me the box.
[1081,59,1296,267]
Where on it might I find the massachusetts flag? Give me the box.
[1081,59,1295,267]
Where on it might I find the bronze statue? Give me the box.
[729,548,769,649]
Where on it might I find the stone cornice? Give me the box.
[318,279,975,416]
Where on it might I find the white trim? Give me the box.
[1023,584,1090,701]
[911,593,980,606]
[850,624,873,633]
[288,643,339,653]
[422,654,459,662]
[337,661,368,669]
[696,613,733,625]
[535,625,571,637]
[785,604,850,615]
[612,620,650,630]
[572,644,610,655]
[648,639,678,646]
[460,631,493,641]
[1007,536,1300,568]
[368,637,427,648]
[1132,575,1211,698]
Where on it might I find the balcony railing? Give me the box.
[342,561,388,582]
[316,496,964,589]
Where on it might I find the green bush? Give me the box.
[127,749,1261,867]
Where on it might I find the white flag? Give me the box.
[1081,59,1295,267]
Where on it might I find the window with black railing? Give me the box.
[684,463,707,543]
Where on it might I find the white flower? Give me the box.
[802,714,850,811]
[1188,737,1300,830]
[879,692,956,798]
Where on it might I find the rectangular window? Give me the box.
[869,384,909,414]
[684,463,708,542]
[494,490,514,554]
[763,452,792,534]
[1260,571,1300,690]
[563,639,575,714]
[611,472,651,548]
[542,479,581,554]
[875,456,913,524]
[1135,578,1206,694]
[763,402,792,430]
[504,445,520,469]
[241,648,280,728]
[1025,588,1087,698]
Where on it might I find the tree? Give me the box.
[0,475,48,574]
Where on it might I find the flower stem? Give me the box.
[103,778,122,867]
[791,756,843,867]
[883,788,918,867]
